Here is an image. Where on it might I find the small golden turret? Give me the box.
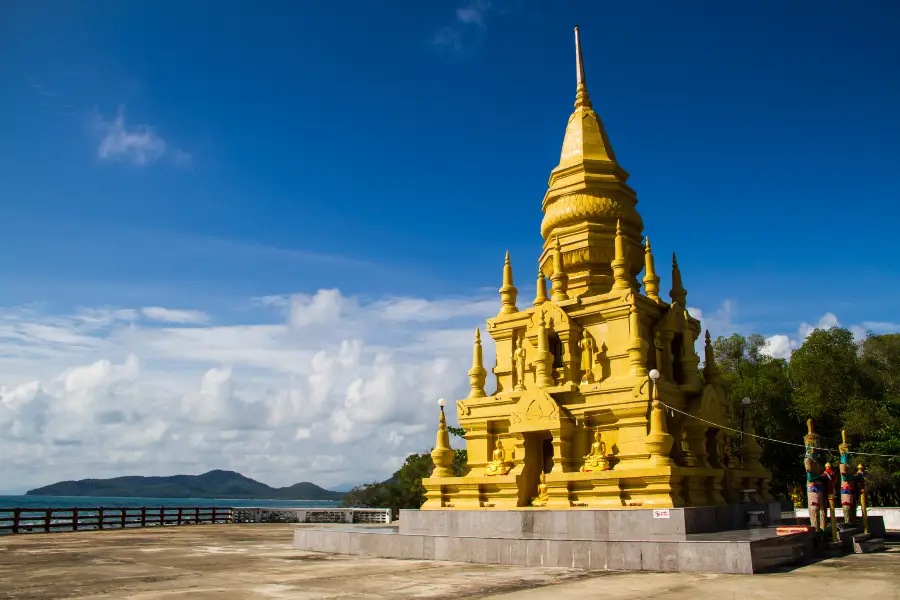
[611,219,631,291]
[550,238,569,302]
[498,251,519,316]
[627,293,649,377]
[642,236,661,302]
[669,253,687,306]
[534,312,555,387]
[646,371,674,466]
[467,328,487,398]
[680,311,702,390]
[702,330,720,383]
[431,399,455,478]
[533,272,549,306]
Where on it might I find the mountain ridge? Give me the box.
[25,469,345,501]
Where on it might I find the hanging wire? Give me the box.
[657,399,900,460]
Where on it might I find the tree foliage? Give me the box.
[713,329,900,505]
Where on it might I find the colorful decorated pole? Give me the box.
[858,463,869,534]
[838,431,856,524]
[803,419,827,531]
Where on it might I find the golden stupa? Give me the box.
[423,27,772,510]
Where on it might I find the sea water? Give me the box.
[0,496,340,510]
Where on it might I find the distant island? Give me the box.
[25,469,345,501]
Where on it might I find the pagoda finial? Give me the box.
[550,237,569,301]
[573,25,592,109]
[642,236,661,302]
[669,252,687,305]
[468,328,487,398]
[534,271,549,306]
[611,219,631,291]
[498,251,519,315]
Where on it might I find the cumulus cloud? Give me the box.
[761,312,842,359]
[0,290,491,493]
[93,106,190,167]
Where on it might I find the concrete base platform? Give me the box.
[293,505,815,574]
[292,526,813,574]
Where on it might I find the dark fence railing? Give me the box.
[0,506,233,535]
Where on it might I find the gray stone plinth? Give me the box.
[399,503,782,542]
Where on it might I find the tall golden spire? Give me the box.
[574,25,591,110]
[498,251,519,315]
[642,237,661,302]
[670,253,687,306]
[468,328,487,398]
[539,26,644,298]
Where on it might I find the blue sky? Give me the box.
[1,1,899,491]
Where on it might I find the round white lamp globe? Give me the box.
[648,369,660,382]
[438,398,446,407]
[742,397,751,406]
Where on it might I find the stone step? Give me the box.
[854,536,886,554]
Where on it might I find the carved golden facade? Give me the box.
[422,26,772,510]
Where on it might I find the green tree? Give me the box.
[786,328,900,505]
[712,333,804,499]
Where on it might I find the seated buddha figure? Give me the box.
[485,439,512,476]
[581,428,610,472]
[531,471,549,507]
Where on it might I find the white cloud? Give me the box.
[761,312,843,359]
[93,106,190,167]
[0,291,488,493]
[433,0,494,52]
[142,307,210,324]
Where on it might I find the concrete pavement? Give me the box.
[0,524,897,599]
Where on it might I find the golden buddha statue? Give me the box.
[581,428,610,472]
[578,329,595,384]
[680,429,696,467]
[485,439,512,476]
[531,471,549,506]
[513,335,526,391]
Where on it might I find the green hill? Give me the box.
[25,470,345,501]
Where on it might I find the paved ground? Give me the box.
[1,524,898,600]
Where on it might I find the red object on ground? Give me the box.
[776,526,815,536]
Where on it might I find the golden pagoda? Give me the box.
[423,27,772,510]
